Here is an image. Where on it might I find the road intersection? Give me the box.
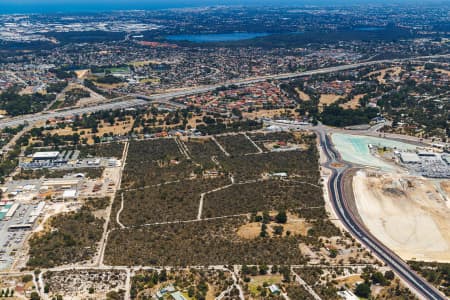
[318,128,446,300]
[0,54,448,299]
[0,54,448,130]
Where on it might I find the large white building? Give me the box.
[399,152,421,164]
[32,151,60,161]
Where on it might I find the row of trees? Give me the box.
[0,87,55,116]
[196,120,262,135]
[321,104,379,127]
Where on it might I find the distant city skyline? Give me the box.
[1,0,448,14]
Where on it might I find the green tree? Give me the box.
[275,211,287,224]
[30,291,41,300]
[260,223,268,237]
[159,270,167,282]
[329,249,338,258]
[384,270,395,281]
[355,283,371,298]
[259,265,269,275]
[106,290,120,300]
[188,286,195,297]
[273,225,284,236]
[371,272,388,286]
[262,211,271,224]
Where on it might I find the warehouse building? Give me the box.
[399,152,421,164]
[32,151,60,162]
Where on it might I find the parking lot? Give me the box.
[0,203,35,271]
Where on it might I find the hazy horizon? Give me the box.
[1,0,449,14]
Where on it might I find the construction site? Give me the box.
[396,150,450,178]
[0,149,123,272]
[353,169,450,262]
[331,133,450,263]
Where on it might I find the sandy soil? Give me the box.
[74,69,90,79]
[94,82,127,89]
[76,90,106,106]
[130,60,167,67]
[339,94,365,109]
[440,181,450,198]
[335,274,363,286]
[319,94,341,106]
[206,284,216,300]
[435,68,450,76]
[353,170,450,262]
[44,118,133,144]
[242,108,296,120]
[19,86,36,95]
[237,213,310,239]
[187,115,205,128]
[366,67,403,84]
[58,83,106,107]
[34,202,81,234]
[295,88,311,101]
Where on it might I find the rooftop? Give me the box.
[32,151,60,159]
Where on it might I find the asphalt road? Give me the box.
[0,99,147,129]
[1,53,448,130]
[133,54,450,101]
[319,130,446,300]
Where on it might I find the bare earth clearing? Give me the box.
[339,94,364,109]
[353,170,450,262]
[366,66,403,84]
[237,212,310,239]
[319,94,341,106]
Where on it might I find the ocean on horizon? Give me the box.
[0,0,396,14]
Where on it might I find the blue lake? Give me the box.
[355,27,385,31]
[166,32,270,43]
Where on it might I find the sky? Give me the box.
[0,0,447,14]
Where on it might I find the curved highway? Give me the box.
[318,130,445,300]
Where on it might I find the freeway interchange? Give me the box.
[0,53,449,130]
[318,129,446,300]
[0,54,448,299]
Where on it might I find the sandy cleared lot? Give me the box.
[295,88,311,101]
[319,94,341,106]
[435,68,450,76]
[237,212,310,239]
[366,67,403,84]
[44,118,133,144]
[339,94,365,109]
[440,181,450,202]
[353,170,450,262]
[242,108,296,120]
[74,69,90,79]
[57,83,106,107]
